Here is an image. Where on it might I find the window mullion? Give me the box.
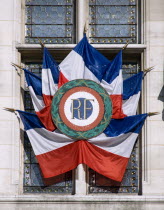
[75,0,89,195]
[76,0,89,42]
[75,164,87,195]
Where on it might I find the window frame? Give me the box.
[18,0,146,196]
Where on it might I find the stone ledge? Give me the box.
[16,44,146,50]
[0,195,164,203]
[16,44,146,62]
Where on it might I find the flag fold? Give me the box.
[18,110,147,182]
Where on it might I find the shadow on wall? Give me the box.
[158,85,164,121]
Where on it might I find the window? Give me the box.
[21,0,142,194]
[25,0,140,44]
[25,0,75,44]
[89,0,140,44]
[88,63,141,194]
[24,133,73,193]
[23,62,141,194]
[23,64,74,193]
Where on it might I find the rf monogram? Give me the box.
[71,99,94,120]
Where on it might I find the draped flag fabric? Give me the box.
[58,34,110,88]
[24,48,59,131]
[101,50,126,119]
[123,71,143,116]
[24,69,44,112]
[42,47,59,104]
[20,34,148,183]
[37,47,59,131]
[18,110,147,182]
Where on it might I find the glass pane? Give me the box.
[26,6,73,24]
[90,25,136,38]
[89,0,139,44]
[90,6,136,24]
[26,25,72,38]
[25,0,75,44]
[23,63,73,194]
[88,62,140,194]
[122,63,140,79]
[89,0,136,5]
[26,0,73,6]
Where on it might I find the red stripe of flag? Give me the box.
[58,72,69,89]
[36,140,129,182]
[36,105,56,131]
[110,95,127,119]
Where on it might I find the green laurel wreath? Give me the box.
[51,79,112,140]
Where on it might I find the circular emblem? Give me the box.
[51,79,112,139]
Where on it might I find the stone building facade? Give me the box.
[0,0,164,209]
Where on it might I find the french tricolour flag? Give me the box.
[42,47,59,105]
[58,34,126,119]
[24,47,59,131]
[123,71,143,116]
[18,110,147,182]
[24,69,44,112]
[24,68,55,131]
[38,47,60,131]
[24,44,143,131]
[101,51,126,119]
[58,34,111,88]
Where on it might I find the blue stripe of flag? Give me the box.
[104,113,147,137]
[73,34,111,81]
[42,47,59,84]
[17,110,44,130]
[102,50,122,84]
[123,71,143,100]
[18,110,147,137]
[24,69,42,96]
